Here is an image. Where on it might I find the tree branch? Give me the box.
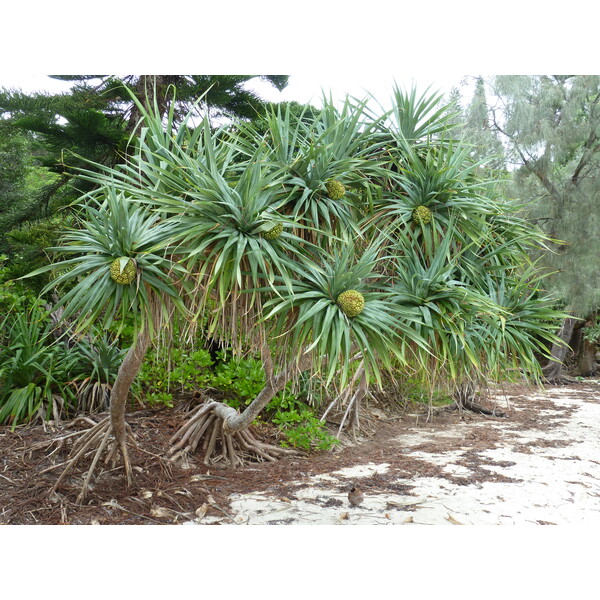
[218,350,314,434]
[490,109,562,201]
[571,129,598,185]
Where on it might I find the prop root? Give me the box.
[168,401,298,467]
[49,416,137,503]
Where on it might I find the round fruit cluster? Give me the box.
[337,289,365,317]
[260,223,283,240]
[325,179,346,200]
[110,257,137,284]
[412,205,433,225]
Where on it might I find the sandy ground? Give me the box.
[187,383,600,525]
[4,381,600,527]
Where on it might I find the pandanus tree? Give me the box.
[32,188,188,499]
[34,85,562,499]
[369,129,563,410]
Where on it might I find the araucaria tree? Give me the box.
[35,84,561,500]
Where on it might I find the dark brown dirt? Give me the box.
[1,381,597,525]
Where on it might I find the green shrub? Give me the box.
[270,390,338,451]
[583,323,600,345]
[137,347,215,405]
[0,303,78,427]
[211,352,265,409]
[0,254,39,343]
[69,333,126,413]
[138,345,338,450]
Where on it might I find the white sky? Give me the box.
[0,73,474,114]
[2,2,595,114]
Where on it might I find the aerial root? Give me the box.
[320,361,367,438]
[49,416,137,503]
[168,402,298,467]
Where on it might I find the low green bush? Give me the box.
[138,346,338,451]
[68,333,125,413]
[0,303,78,427]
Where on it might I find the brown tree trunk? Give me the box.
[569,326,583,361]
[576,339,597,376]
[110,328,151,444]
[50,327,152,498]
[542,316,578,382]
[576,314,598,377]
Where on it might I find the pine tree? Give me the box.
[0,121,33,241]
[0,121,64,284]
[0,75,289,214]
[442,86,465,133]
[489,75,600,379]
[463,77,505,170]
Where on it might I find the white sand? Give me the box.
[187,384,600,525]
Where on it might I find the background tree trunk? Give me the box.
[576,339,597,376]
[576,314,598,377]
[542,316,578,382]
[569,326,583,361]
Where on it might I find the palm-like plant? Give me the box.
[40,187,187,334]
[27,82,564,498]
[376,84,461,147]
[69,332,126,414]
[27,185,188,499]
[149,148,304,351]
[0,303,78,428]
[263,241,427,388]
[372,140,499,244]
[240,100,388,238]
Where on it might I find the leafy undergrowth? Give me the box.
[136,346,338,452]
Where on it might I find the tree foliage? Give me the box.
[0,75,290,290]
[7,82,565,494]
[40,85,560,398]
[489,75,600,318]
[0,75,289,216]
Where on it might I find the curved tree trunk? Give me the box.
[50,328,152,499]
[110,328,151,444]
[215,350,313,434]
[168,348,314,465]
[542,316,578,382]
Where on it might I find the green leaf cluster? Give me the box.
[137,345,337,449]
[0,303,124,427]
[23,81,565,425]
